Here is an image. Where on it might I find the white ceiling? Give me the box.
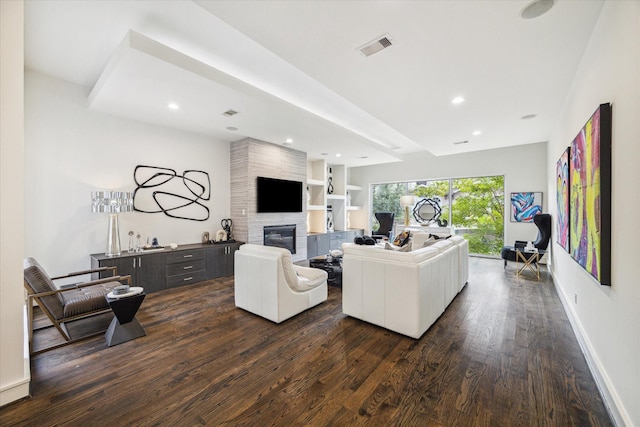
[24,0,604,167]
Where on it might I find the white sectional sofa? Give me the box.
[341,234,469,339]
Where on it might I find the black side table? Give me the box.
[309,256,343,287]
[105,292,146,347]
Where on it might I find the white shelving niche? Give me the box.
[306,160,365,234]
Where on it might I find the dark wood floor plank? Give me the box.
[0,258,613,427]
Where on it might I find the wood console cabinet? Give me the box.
[91,252,166,293]
[206,244,237,278]
[165,248,207,288]
[91,242,242,293]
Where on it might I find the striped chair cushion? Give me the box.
[24,257,65,320]
[61,282,120,318]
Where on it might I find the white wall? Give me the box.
[24,71,231,276]
[0,0,30,406]
[349,142,548,247]
[547,2,639,425]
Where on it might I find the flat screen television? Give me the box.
[256,176,303,213]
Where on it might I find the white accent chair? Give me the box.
[234,244,328,323]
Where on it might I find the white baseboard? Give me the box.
[0,377,30,407]
[0,304,32,407]
[549,267,629,427]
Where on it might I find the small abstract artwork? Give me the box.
[556,147,570,252]
[569,103,612,286]
[133,165,210,221]
[510,192,543,222]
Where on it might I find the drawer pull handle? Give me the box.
[184,277,193,281]
[183,266,193,270]
[183,254,193,258]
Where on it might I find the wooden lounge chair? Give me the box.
[23,257,131,355]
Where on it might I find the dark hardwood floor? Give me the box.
[1,258,612,426]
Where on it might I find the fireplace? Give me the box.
[264,225,296,254]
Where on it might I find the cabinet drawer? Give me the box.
[330,232,347,242]
[166,259,205,277]
[166,270,207,287]
[166,250,205,264]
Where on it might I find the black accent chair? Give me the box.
[372,212,395,241]
[501,213,551,267]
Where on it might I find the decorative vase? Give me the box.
[327,167,334,194]
[327,209,334,232]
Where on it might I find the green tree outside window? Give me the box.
[371,176,504,255]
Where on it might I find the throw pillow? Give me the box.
[422,237,438,247]
[393,231,411,247]
[385,242,412,252]
[429,233,451,240]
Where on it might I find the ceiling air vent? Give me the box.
[222,109,238,117]
[453,140,469,145]
[358,34,394,57]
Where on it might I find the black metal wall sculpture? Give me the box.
[412,197,447,226]
[133,165,210,221]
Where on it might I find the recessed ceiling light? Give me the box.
[167,103,179,110]
[285,138,293,143]
[451,96,465,105]
[472,130,482,136]
[226,126,238,131]
[520,0,554,19]
[521,114,538,120]
[336,153,342,158]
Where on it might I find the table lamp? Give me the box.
[400,195,416,226]
[92,191,134,257]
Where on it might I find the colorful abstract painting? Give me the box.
[556,147,570,252]
[568,103,612,286]
[510,192,542,222]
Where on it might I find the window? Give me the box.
[371,182,406,226]
[371,175,504,256]
[450,176,504,256]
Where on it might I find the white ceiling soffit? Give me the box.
[197,0,605,157]
[25,1,605,161]
[88,30,403,166]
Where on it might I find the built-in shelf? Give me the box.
[307,159,367,234]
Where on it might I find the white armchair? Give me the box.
[234,244,328,323]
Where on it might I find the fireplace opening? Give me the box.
[264,225,296,254]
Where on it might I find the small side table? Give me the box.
[515,248,546,279]
[105,291,146,347]
[309,256,343,287]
